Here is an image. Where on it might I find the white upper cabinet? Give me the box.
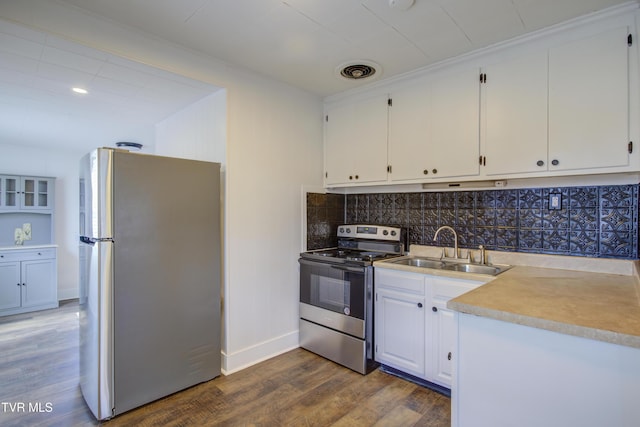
[482,50,549,176]
[388,77,430,182]
[0,175,54,212]
[324,94,389,186]
[323,12,637,188]
[389,67,481,182]
[548,26,630,172]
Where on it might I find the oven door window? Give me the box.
[300,261,365,320]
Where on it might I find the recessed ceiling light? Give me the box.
[72,87,88,95]
[389,0,415,10]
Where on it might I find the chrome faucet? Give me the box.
[433,226,459,259]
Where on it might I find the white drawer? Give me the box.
[0,248,56,262]
[376,268,425,295]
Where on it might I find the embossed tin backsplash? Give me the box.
[307,184,640,259]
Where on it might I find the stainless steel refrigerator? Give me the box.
[78,148,221,420]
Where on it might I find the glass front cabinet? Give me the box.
[0,175,54,211]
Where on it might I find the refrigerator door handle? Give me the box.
[80,236,114,245]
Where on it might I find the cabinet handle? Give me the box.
[417,303,423,308]
[448,352,452,361]
[432,306,438,312]
[17,283,20,286]
[536,160,544,167]
[355,175,359,180]
[432,169,438,174]
[349,175,353,180]
[551,159,559,166]
[423,169,428,175]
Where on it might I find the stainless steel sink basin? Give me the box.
[391,257,445,269]
[388,257,511,276]
[444,263,503,275]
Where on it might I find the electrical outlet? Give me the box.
[549,193,562,210]
[22,223,32,240]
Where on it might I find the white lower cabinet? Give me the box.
[0,247,57,316]
[375,267,487,388]
[375,270,426,377]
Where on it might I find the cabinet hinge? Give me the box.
[480,73,487,83]
[388,98,392,107]
[629,141,633,154]
[387,165,392,174]
[629,34,633,47]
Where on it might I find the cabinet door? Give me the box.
[0,175,19,210]
[428,276,485,388]
[389,68,480,181]
[21,177,53,210]
[0,262,21,311]
[375,288,426,377]
[388,77,431,181]
[21,259,56,308]
[482,50,548,175]
[427,68,481,179]
[549,26,630,171]
[324,95,389,185]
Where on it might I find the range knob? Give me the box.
[383,230,389,236]
[391,230,397,236]
[339,227,344,233]
[346,228,351,233]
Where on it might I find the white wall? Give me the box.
[0,143,84,300]
[1,0,324,373]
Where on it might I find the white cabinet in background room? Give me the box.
[324,94,389,186]
[0,248,57,316]
[548,26,631,172]
[374,267,487,389]
[481,50,548,176]
[388,67,481,182]
[0,175,54,212]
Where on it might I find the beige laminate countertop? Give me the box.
[448,265,640,349]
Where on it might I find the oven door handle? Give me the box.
[329,264,365,273]
[298,258,364,273]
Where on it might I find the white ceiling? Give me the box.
[0,0,635,152]
[58,0,633,95]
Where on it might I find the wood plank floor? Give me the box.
[0,300,450,426]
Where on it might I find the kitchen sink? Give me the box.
[390,257,446,269]
[443,263,503,275]
[388,256,511,276]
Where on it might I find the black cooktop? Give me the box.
[300,247,401,266]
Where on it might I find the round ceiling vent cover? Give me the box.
[336,61,381,81]
[116,141,143,151]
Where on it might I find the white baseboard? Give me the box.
[222,330,299,375]
[58,288,78,301]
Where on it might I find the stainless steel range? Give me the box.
[299,224,406,374]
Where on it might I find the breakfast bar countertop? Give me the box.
[448,264,640,349]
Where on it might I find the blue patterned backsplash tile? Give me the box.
[319,184,639,259]
[306,193,344,250]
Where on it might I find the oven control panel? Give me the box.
[337,224,403,241]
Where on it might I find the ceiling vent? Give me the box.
[336,61,381,81]
[116,141,143,151]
